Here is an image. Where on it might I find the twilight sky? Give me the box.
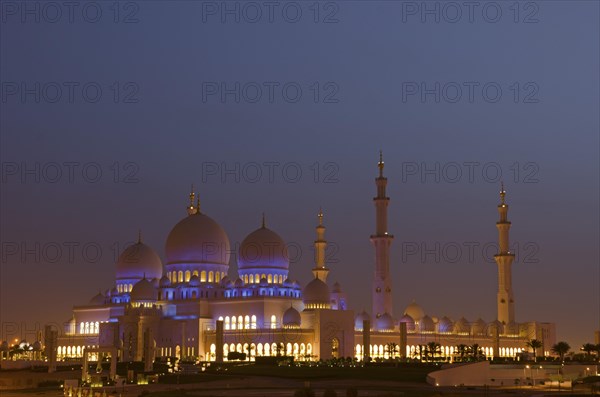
[1,1,598,349]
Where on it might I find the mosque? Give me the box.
[53,154,556,368]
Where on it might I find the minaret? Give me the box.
[187,185,196,215]
[370,151,394,321]
[312,208,329,281]
[494,182,515,325]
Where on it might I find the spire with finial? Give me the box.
[500,181,506,205]
[187,185,196,215]
[137,229,142,243]
[318,207,323,226]
[378,150,384,177]
[261,212,266,228]
[195,195,201,214]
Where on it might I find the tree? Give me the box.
[526,339,542,362]
[581,343,596,360]
[426,342,441,362]
[455,344,469,362]
[386,343,398,359]
[551,341,570,362]
[470,344,484,361]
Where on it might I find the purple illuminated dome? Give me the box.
[238,225,288,271]
[116,241,163,282]
[165,213,230,266]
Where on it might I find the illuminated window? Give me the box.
[261,274,266,281]
[209,271,214,282]
[200,271,207,282]
[255,273,259,283]
[251,315,257,329]
[178,271,183,283]
[225,316,230,330]
[185,271,191,282]
[244,315,250,329]
[79,322,84,334]
[215,272,221,282]
[267,274,273,283]
[231,316,236,330]
[238,316,243,328]
[243,275,248,284]
[249,274,254,284]
[270,315,276,329]
[257,343,263,356]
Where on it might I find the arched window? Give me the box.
[209,344,216,361]
[307,343,312,356]
[270,315,276,329]
[178,271,183,283]
[200,271,207,282]
[84,322,89,334]
[209,271,214,282]
[261,274,266,281]
[257,343,263,356]
[215,272,221,282]
[236,343,242,353]
[249,274,254,284]
[255,273,259,283]
[129,284,133,292]
[264,343,270,356]
[79,322,84,334]
[223,344,229,359]
[238,316,243,328]
[244,315,250,329]
[267,274,273,283]
[251,315,257,329]
[231,316,236,330]
[95,322,99,334]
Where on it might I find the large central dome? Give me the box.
[165,212,230,266]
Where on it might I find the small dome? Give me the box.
[505,322,519,336]
[282,306,301,327]
[332,282,342,293]
[188,275,201,287]
[399,314,416,332]
[110,287,118,296]
[130,278,157,302]
[105,288,111,297]
[302,277,330,308]
[376,313,394,331]
[159,275,171,287]
[420,315,434,332]
[234,278,244,288]
[89,292,105,306]
[292,280,301,289]
[220,276,233,288]
[403,301,425,321]
[165,213,230,266]
[354,311,370,330]
[283,278,293,287]
[471,318,486,335]
[454,317,470,334]
[487,320,504,336]
[32,341,42,351]
[116,241,163,281]
[238,226,288,271]
[438,316,454,333]
[0,341,9,352]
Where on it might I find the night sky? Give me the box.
[1,1,598,349]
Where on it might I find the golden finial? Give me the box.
[189,184,195,206]
[500,181,506,204]
[261,212,266,228]
[318,207,324,226]
[378,150,384,177]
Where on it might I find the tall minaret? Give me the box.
[494,182,515,325]
[312,208,329,281]
[371,151,394,321]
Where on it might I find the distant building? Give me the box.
[34,155,554,364]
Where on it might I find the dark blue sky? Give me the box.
[1,1,598,348]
